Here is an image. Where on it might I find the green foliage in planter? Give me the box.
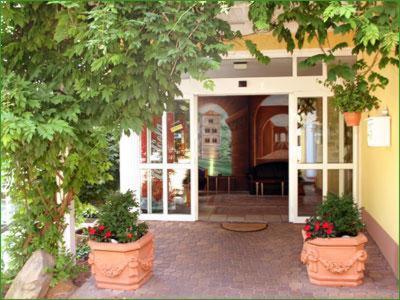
[89,191,148,243]
[317,193,364,237]
[323,61,382,113]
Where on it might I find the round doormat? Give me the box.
[221,222,268,232]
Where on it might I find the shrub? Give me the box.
[49,248,88,287]
[87,191,148,243]
[304,193,365,239]
[317,193,364,236]
[76,243,91,261]
[325,74,380,113]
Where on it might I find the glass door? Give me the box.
[137,98,197,221]
[289,93,357,223]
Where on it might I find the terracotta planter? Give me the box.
[301,230,368,287]
[88,232,154,290]
[343,112,362,126]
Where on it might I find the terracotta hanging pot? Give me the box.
[301,230,368,287]
[88,232,154,291]
[343,112,362,126]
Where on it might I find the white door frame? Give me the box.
[288,92,359,223]
[120,48,357,223]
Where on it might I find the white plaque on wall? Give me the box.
[367,116,391,147]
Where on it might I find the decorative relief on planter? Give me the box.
[99,262,127,278]
[139,257,153,271]
[301,248,367,274]
[301,231,368,287]
[88,232,154,291]
[301,248,319,273]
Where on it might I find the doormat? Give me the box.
[221,223,268,232]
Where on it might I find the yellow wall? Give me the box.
[231,31,354,50]
[359,53,399,243]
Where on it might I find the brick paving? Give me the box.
[199,193,318,223]
[71,221,398,299]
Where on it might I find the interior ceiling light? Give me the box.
[233,61,247,70]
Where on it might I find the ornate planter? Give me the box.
[343,112,362,126]
[301,230,368,287]
[88,232,154,290]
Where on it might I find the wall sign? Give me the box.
[367,116,391,147]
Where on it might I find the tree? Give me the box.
[1,0,235,279]
[246,1,399,109]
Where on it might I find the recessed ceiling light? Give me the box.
[233,61,247,70]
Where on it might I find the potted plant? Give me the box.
[301,193,367,287]
[87,191,153,291]
[324,60,381,126]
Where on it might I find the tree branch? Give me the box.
[361,51,380,76]
[168,3,197,36]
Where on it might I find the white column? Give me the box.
[162,112,168,215]
[119,131,137,193]
[288,93,298,222]
[322,95,328,197]
[191,95,199,220]
[63,201,76,257]
[353,126,360,207]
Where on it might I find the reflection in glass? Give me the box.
[328,169,353,196]
[167,100,190,163]
[141,116,163,163]
[328,99,353,163]
[297,98,323,163]
[168,169,190,214]
[140,169,163,214]
[298,169,323,216]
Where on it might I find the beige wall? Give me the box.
[359,53,399,243]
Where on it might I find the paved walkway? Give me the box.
[71,221,398,299]
[199,193,319,223]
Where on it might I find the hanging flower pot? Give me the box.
[324,73,380,128]
[343,112,362,126]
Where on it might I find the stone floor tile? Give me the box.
[71,221,398,299]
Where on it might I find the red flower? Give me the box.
[322,221,330,229]
[314,221,320,231]
[306,232,312,239]
[88,227,96,235]
[303,225,311,231]
[326,228,333,235]
[105,231,112,238]
[126,233,133,239]
[98,225,105,231]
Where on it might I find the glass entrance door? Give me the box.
[137,98,197,221]
[288,93,357,223]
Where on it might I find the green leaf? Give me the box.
[331,42,348,53]
[244,40,271,65]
